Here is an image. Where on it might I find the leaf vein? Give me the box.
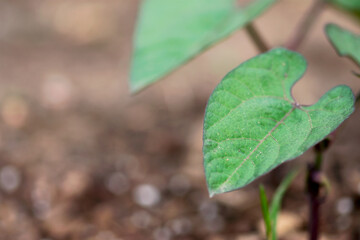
[206,96,291,131]
[216,106,296,192]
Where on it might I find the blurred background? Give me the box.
[0,0,359,239]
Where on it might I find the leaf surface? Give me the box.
[203,48,354,196]
[130,0,277,92]
[326,23,360,67]
[329,0,360,12]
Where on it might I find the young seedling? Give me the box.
[202,48,354,196]
[259,170,298,240]
[130,0,360,239]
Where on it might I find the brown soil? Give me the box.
[0,0,359,239]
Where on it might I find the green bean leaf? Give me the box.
[329,0,360,12]
[326,23,360,67]
[130,0,277,93]
[203,48,354,196]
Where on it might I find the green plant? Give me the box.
[130,0,360,239]
[259,170,298,240]
[326,23,360,67]
[202,47,353,196]
[130,0,276,92]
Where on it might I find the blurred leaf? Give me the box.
[353,71,360,77]
[259,185,272,239]
[269,170,298,240]
[203,48,354,196]
[326,23,360,67]
[329,0,360,12]
[130,0,277,93]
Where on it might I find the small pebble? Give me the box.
[168,174,190,196]
[131,210,152,229]
[106,172,129,195]
[1,96,28,129]
[94,230,119,240]
[33,199,51,219]
[42,74,73,110]
[199,201,218,221]
[61,170,89,198]
[31,179,52,219]
[170,217,192,235]
[204,216,225,233]
[235,234,259,240]
[115,154,141,178]
[0,165,21,193]
[153,227,172,240]
[133,184,161,207]
[336,197,354,215]
[336,215,352,231]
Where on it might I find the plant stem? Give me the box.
[287,1,327,238]
[308,169,321,240]
[356,92,360,107]
[245,23,269,53]
[285,0,326,51]
[307,140,328,240]
[314,147,323,170]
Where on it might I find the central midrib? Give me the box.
[217,106,296,192]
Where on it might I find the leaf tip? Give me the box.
[129,79,145,94]
[129,85,140,94]
[325,23,334,31]
[208,189,217,198]
[325,23,339,37]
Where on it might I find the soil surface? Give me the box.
[0,0,359,239]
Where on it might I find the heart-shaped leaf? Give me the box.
[130,0,277,93]
[326,23,360,67]
[203,48,354,196]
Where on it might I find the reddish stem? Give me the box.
[307,164,321,240]
[285,0,326,50]
[245,23,269,53]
